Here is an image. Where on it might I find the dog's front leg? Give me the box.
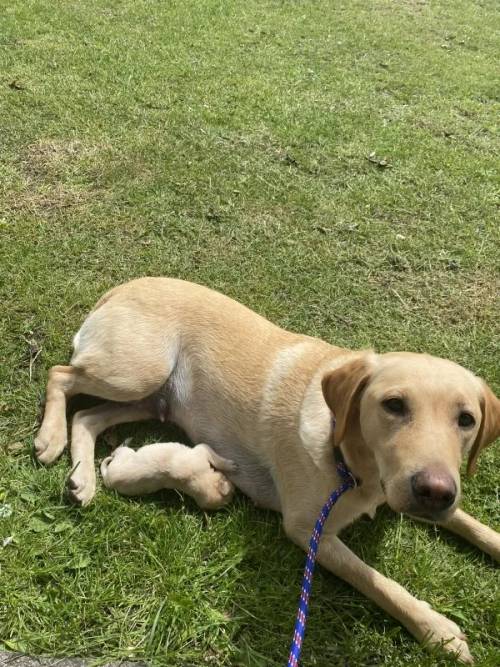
[284,519,473,663]
[440,508,500,561]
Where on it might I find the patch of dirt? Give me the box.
[7,139,106,216]
[23,139,87,178]
[8,182,91,214]
[373,269,499,326]
[397,0,429,13]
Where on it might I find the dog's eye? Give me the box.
[458,412,475,428]
[382,397,407,416]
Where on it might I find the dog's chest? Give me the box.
[328,483,386,534]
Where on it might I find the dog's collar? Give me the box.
[333,446,360,485]
[332,416,361,486]
[333,445,348,468]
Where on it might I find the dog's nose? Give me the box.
[411,469,456,512]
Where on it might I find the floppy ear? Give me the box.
[321,357,371,447]
[467,382,500,475]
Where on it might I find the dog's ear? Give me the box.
[322,357,371,447]
[467,382,500,475]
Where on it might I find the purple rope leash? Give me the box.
[286,460,356,667]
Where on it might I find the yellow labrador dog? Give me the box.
[35,278,499,663]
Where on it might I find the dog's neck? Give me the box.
[337,425,381,494]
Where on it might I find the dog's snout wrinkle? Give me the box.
[411,469,456,512]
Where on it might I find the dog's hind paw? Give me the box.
[34,430,67,465]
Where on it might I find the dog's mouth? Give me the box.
[406,505,456,523]
[385,497,457,522]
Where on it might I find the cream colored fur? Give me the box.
[35,277,500,663]
[101,441,235,509]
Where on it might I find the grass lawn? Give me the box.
[0,0,499,665]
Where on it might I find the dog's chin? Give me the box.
[404,505,457,524]
[385,494,457,523]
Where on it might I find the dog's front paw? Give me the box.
[482,529,500,563]
[68,466,96,506]
[414,602,473,664]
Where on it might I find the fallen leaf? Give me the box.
[0,503,13,519]
[28,517,50,532]
[9,80,25,90]
[2,639,26,651]
[54,521,73,533]
[22,332,43,381]
[20,491,37,505]
[69,554,91,569]
[367,152,392,168]
[7,441,24,453]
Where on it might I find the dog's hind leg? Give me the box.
[35,362,167,465]
[68,400,159,505]
[35,365,80,464]
[34,364,154,465]
[36,297,178,493]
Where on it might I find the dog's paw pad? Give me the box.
[67,472,96,506]
[34,431,67,465]
[420,605,473,664]
[34,435,49,456]
[217,476,234,498]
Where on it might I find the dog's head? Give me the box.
[322,353,500,521]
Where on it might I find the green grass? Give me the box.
[0,0,499,665]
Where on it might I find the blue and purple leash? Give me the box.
[286,458,356,667]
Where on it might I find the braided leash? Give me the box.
[286,459,356,667]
